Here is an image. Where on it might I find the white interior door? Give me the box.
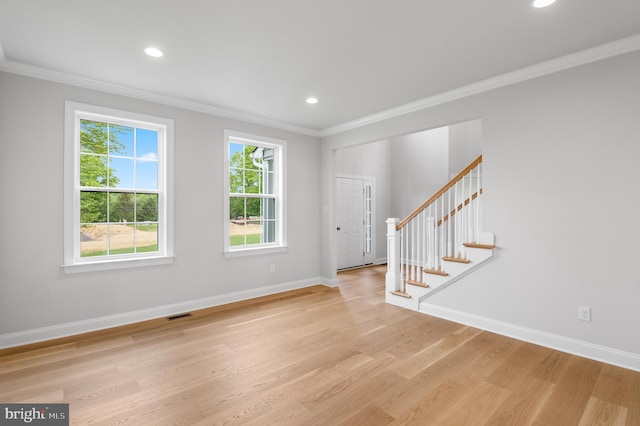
[337,178,363,269]
[337,177,375,269]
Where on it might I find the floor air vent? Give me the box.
[167,313,192,320]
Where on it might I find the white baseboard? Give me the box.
[420,303,640,372]
[322,276,340,287]
[374,258,387,265]
[0,276,333,350]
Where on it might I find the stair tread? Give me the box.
[463,242,496,249]
[405,279,430,289]
[442,256,471,264]
[390,290,412,298]
[423,268,449,277]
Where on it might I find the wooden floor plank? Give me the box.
[436,381,512,426]
[578,396,627,426]
[534,356,604,425]
[485,376,555,425]
[1,264,639,426]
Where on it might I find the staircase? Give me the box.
[386,155,496,312]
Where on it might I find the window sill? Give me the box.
[62,255,175,274]
[223,245,288,258]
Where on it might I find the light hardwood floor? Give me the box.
[1,265,639,425]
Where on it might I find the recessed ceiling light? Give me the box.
[145,47,163,58]
[306,97,318,104]
[533,0,556,8]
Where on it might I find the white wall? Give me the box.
[320,50,640,361]
[449,119,482,176]
[0,72,323,345]
[336,139,391,262]
[390,126,450,218]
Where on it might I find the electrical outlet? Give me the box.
[270,264,276,273]
[578,306,591,322]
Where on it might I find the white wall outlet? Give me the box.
[270,264,276,273]
[578,306,591,322]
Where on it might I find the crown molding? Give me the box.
[0,59,321,138]
[1,35,639,139]
[320,34,640,137]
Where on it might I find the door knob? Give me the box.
[337,227,341,231]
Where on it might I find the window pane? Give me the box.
[109,192,135,223]
[110,125,134,156]
[136,159,158,190]
[109,157,134,188]
[136,193,158,222]
[246,197,261,219]
[80,120,108,154]
[136,222,158,253]
[80,154,108,187]
[229,143,244,166]
[136,128,158,160]
[110,223,135,254]
[263,220,276,243]
[245,169,262,194]
[246,217,262,245]
[245,146,260,171]
[263,198,276,220]
[80,191,107,223]
[230,220,247,246]
[229,168,244,193]
[80,224,108,257]
[263,171,275,195]
[229,196,245,221]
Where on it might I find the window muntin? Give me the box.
[64,102,174,271]
[224,131,285,253]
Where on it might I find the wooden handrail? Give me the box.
[397,155,482,230]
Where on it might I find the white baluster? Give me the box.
[416,215,420,280]
[420,212,425,280]
[428,205,434,269]
[432,201,437,270]
[468,172,472,244]
[476,163,481,243]
[399,226,404,285]
[447,185,452,257]
[454,181,458,257]
[413,219,417,281]
[404,223,408,284]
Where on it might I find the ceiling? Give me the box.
[1,1,639,135]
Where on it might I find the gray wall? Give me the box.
[336,139,391,263]
[320,50,640,357]
[0,72,322,339]
[449,119,482,177]
[389,126,450,218]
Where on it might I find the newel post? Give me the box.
[386,218,402,294]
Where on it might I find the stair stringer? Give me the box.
[417,246,496,306]
[387,244,496,312]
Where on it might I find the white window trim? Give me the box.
[223,129,287,257]
[63,101,175,273]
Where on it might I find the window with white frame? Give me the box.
[64,102,174,272]
[224,130,286,255]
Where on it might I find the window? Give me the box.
[224,130,286,255]
[64,102,174,272]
